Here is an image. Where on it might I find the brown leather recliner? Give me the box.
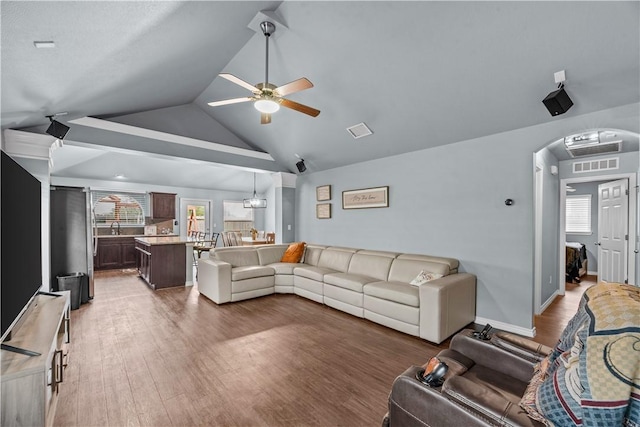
[384,329,552,427]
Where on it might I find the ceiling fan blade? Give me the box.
[279,98,321,117]
[219,73,260,93]
[274,78,314,97]
[207,97,254,107]
[261,113,271,125]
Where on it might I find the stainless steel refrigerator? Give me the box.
[50,186,94,298]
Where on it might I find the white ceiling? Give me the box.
[2,1,639,189]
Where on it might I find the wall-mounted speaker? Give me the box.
[45,120,70,140]
[542,87,573,116]
[296,159,306,173]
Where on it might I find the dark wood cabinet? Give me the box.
[150,192,176,219]
[135,240,185,289]
[95,237,137,270]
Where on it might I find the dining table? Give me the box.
[241,237,269,246]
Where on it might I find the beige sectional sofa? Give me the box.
[198,244,476,344]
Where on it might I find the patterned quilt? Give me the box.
[532,283,640,426]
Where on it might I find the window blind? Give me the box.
[566,195,591,234]
[91,191,148,226]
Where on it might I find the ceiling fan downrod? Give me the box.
[260,21,275,90]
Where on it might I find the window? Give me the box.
[223,200,253,236]
[92,191,148,226]
[566,195,591,234]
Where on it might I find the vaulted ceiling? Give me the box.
[2,1,639,189]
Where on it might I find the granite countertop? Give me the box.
[134,236,192,245]
[97,234,176,239]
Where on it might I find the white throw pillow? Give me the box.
[409,270,443,286]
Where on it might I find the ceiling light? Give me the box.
[254,99,280,114]
[33,41,55,49]
[243,173,267,208]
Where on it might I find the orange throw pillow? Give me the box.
[281,242,306,263]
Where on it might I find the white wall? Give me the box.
[295,103,640,333]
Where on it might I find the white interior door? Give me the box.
[598,179,628,283]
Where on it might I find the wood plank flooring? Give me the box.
[54,270,587,426]
[531,274,596,348]
[54,270,447,426]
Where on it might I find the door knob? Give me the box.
[595,242,601,246]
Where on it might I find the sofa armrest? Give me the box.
[491,331,552,363]
[387,366,488,427]
[450,330,536,383]
[198,259,232,304]
[418,273,476,344]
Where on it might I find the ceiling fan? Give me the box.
[207,21,320,124]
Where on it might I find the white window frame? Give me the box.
[566,194,592,235]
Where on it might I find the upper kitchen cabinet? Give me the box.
[150,192,176,220]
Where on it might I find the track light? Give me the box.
[45,114,70,140]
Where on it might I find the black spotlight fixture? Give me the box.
[542,70,573,117]
[296,159,306,173]
[45,115,70,140]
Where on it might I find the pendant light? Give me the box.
[243,173,267,208]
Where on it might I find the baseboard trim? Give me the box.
[587,270,597,276]
[538,290,559,314]
[185,281,194,287]
[474,316,536,338]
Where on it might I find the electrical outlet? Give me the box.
[549,275,552,284]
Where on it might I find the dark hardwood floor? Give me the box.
[531,274,596,348]
[54,270,589,426]
[54,270,447,426]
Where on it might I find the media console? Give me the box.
[1,291,71,426]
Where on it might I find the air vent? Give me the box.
[346,122,373,139]
[572,157,619,174]
[566,140,621,158]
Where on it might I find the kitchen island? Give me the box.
[134,236,194,289]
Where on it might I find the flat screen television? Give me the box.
[1,151,42,340]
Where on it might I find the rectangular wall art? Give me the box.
[316,203,331,219]
[316,185,331,201]
[342,186,389,209]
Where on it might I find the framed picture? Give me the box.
[316,185,331,201]
[342,186,389,209]
[316,203,331,219]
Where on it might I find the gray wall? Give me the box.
[535,148,560,304]
[295,103,639,331]
[566,181,601,273]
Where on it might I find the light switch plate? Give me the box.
[287,225,291,231]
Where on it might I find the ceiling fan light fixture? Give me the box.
[254,99,280,114]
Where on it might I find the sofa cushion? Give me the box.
[363,281,420,307]
[347,253,394,281]
[294,265,337,282]
[281,242,306,263]
[268,262,297,275]
[302,245,327,266]
[317,248,356,272]
[256,245,288,265]
[231,265,274,281]
[214,248,260,267]
[397,253,459,273]
[388,258,450,283]
[324,272,378,292]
